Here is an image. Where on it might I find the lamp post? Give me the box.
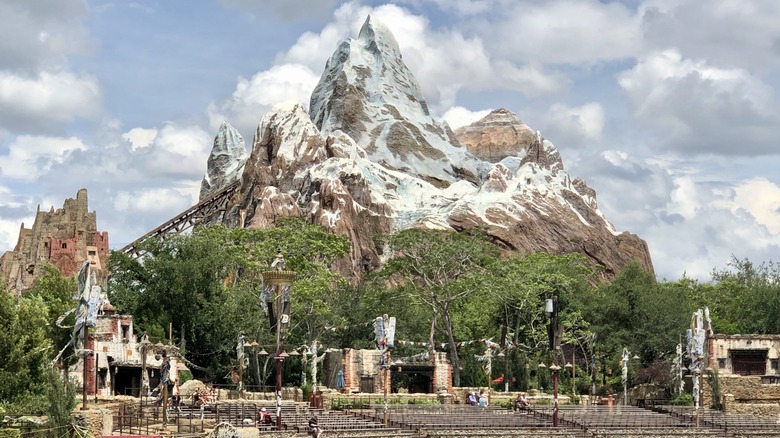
[262,250,295,430]
[544,296,560,427]
[550,363,560,425]
[237,332,246,398]
[621,348,640,406]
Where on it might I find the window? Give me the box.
[88,250,96,256]
[121,325,130,342]
[61,242,67,249]
[718,359,726,369]
[772,359,779,371]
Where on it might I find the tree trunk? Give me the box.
[442,311,460,387]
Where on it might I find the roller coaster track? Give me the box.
[119,180,241,258]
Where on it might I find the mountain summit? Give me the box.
[309,15,485,187]
[201,16,654,279]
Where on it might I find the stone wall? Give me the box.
[702,375,780,418]
[72,407,114,438]
[703,375,780,411]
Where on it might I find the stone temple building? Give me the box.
[0,189,109,294]
[73,302,182,397]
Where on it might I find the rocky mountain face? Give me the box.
[201,15,654,280]
[200,121,247,200]
[455,108,537,163]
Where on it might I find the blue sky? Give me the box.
[1,0,779,281]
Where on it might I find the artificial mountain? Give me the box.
[200,15,654,280]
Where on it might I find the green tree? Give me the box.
[380,228,501,386]
[26,263,78,361]
[0,289,51,413]
[109,219,349,383]
[710,257,780,333]
[580,261,695,387]
[490,253,592,390]
[45,368,76,438]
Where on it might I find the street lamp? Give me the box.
[544,296,560,428]
[565,362,574,400]
[261,250,295,430]
[237,332,248,397]
[549,363,560,426]
[621,348,639,406]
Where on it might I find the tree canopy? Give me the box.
[108,218,350,382]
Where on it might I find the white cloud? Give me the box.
[542,102,604,147]
[0,0,93,71]
[578,150,780,280]
[0,135,87,181]
[123,127,157,151]
[665,176,700,220]
[137,123,213,179]
[219,0,338,20]
[113,187,195,215]
[714,178,780,235]
[0,70,102,132]
[493,0,641,65]
[640,0,780,71]
[441,106,491,130]
[207,64,320,137]
[618,50,779,154]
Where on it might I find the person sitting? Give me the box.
[478,390,489,408]
[308,415,321,437]
[257,407,272,428]
[514,393,530,411]
[467,391,477,406]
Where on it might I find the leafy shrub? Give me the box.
[671,392,693,406]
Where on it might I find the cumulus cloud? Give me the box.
[640,0,780,71]
[207,64,320,137]
[541,102,604,148]
[0,70,102,133]
[713,178,780,235]
[492,0,641,65]
[0,135,87,181]
[441,106,491,130]
[123,127,157,151]
[576,150,780,280]
[618,50,779,155]
[0,0,93,72]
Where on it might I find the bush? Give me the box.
[671,392,693,406]
[179,369,193,385]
